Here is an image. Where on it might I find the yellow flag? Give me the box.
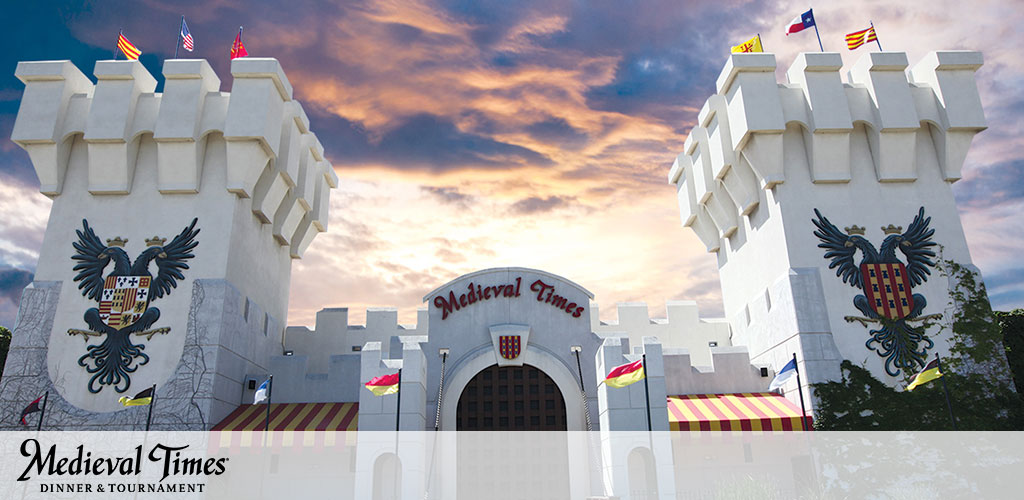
[731,35,763,53]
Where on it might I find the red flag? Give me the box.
[231,28,248,59]
[20,395,43,426]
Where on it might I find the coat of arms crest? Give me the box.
[67,218,200,393]
[499,335,521,360]
[812,207,943,376]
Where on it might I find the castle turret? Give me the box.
[1,58,336,429]
[670,51,987,411]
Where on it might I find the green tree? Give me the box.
[0,325,10,379]
[812,259,1024,430]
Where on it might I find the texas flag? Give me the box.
[785,9,816,36]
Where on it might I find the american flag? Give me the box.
[181,18,194,52]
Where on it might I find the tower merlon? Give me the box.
[671,51,987,244]
[9,57,336,257]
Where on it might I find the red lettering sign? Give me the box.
[432,277,585,320]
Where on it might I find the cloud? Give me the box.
[953,159,1024,210]
[509,195,577,215]
[421,186,476,207]
[0,267,33,328]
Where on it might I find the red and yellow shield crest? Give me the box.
[860,263,914,320]
[498,335,521,360]
[98,275,151,329]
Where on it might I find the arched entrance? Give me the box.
[455,364,567,430]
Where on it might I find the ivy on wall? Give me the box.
[812,259,1024,430]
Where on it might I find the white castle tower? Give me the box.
[0,58,336,429]
[670,51,988,410]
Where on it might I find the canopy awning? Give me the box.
[667,393,811,432]
[212,402,359,431]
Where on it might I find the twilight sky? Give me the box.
[0,0,1021,329]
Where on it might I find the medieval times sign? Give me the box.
[433,277,586,320]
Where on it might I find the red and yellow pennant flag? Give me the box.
[365,372,400,396]
[602,359,645,388]
[231,28,248,60]
[117,32,141,60]
[731,35,764,54]
[846,26,878,50]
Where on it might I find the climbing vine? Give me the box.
[812,258,1024,430]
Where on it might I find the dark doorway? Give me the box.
[455,364,567,430]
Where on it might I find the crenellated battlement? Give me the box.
[590,301,730,367]
[11,58,337,258]
[669,51,985,253]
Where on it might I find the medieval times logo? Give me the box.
[67,219,200,393]
[812,207,942,376]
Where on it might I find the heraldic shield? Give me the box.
[489,324,530,366]
[99,276,151,329]
[499,335,521,360]
[860,263,915,320]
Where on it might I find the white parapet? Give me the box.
[9,57,336,257]
[670,50,986,253]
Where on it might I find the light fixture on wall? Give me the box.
[439,348,450,356]
[283,350,294,356]
[570,345,582,353]
[708,341,718,347]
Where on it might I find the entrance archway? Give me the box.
[455,364,567,430]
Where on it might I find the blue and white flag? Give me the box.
[769,358,798,391]
[254,378,270,404]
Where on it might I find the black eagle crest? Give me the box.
[69,218,199,393]
[812,207,943,376]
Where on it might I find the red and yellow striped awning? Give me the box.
[667,393,811,432]
[213,402,358,432]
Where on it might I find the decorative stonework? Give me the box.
[68,218,199,393]
[812,207,941,376]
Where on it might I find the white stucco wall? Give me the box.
[3,57,336,421]
[670,51,988,410]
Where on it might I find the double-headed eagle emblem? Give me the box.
[68,218,199,393]
[812,207,942,376]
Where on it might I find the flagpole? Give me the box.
[813,24,824,52]
[36,391,49,432]
[395,368,403,432]
[114,29,121,60]
[757,33,764,52]
[145,384,156,431]
[793,353,809,430]
[870,21,882,51]
[642,354,651,432]
[936,354,958,430]
[175,16,183,59]
[265,375,273,433]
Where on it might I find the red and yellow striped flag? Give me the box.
[364,372,400,396]
[117,33,141,60]
[603,359,645,388]
[845,26,878,50]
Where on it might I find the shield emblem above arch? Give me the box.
[489,324,531,367]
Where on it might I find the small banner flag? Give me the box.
[731,35,764,53]
[906,357,943,391]
[19,395,43,425]
[603,359,645,388]
[181,18,194,52]
[253,378,271,404]
[769,358,798,391]
[785,9,816,36]
[231,28,248,59]
[845,26,878,50]
[117,32,142,60]
[119,387,154,406]
[365,372,401,396]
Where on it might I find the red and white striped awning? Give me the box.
[667,393,811,432]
